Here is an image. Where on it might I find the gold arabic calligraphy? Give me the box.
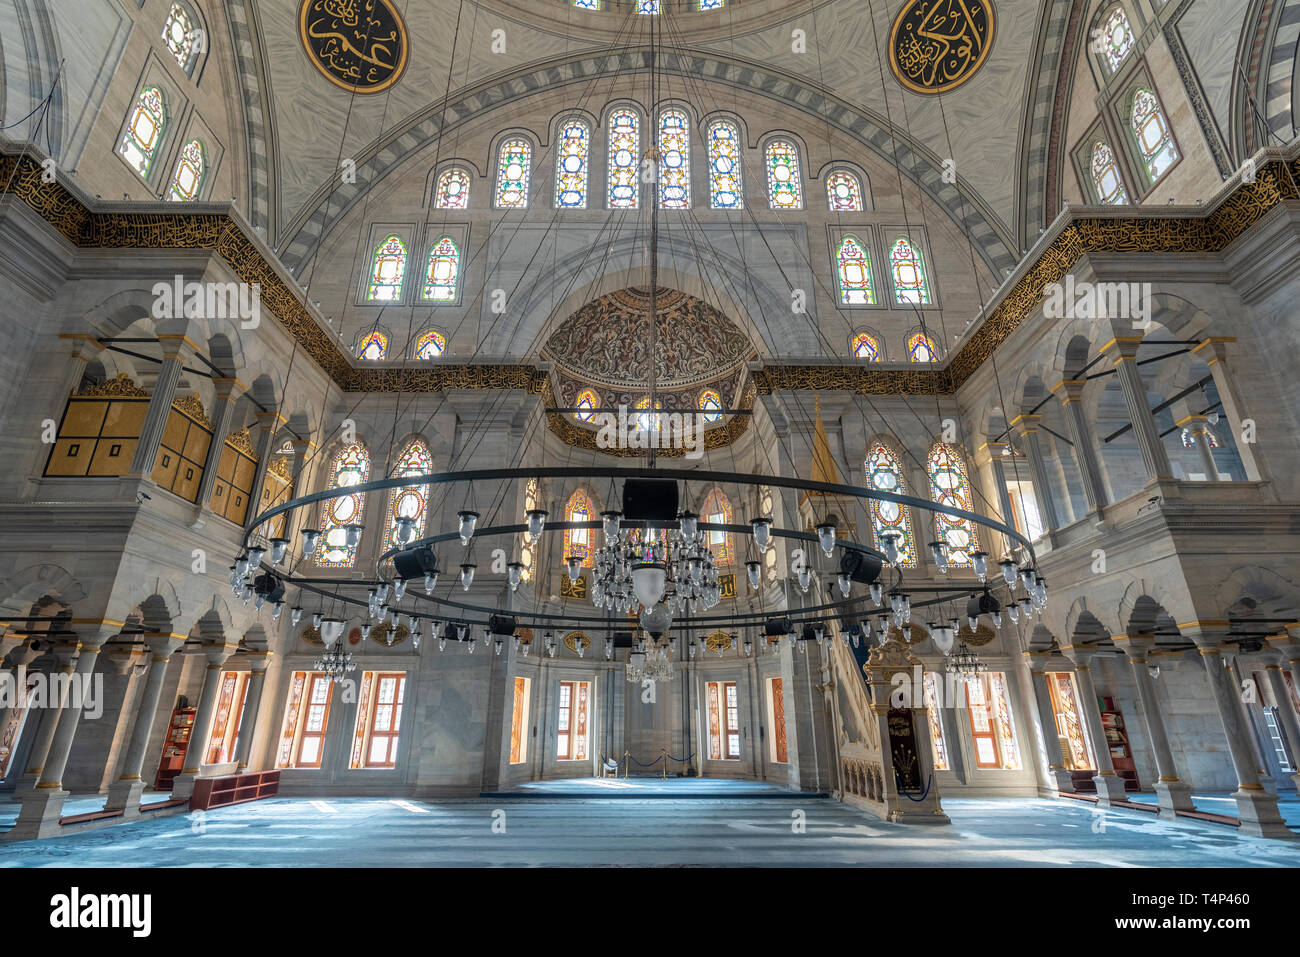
[299,0,408,94]
[890,0,995,95]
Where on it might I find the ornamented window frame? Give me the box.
[362,232,410,303]
[926,441,979,569]
[699,486,735,566]
[555,115,592,210]
[433,165,472,209]
[421,235,462,304]
[762,136,805,211]
[864,439,917,569]
[606,105,642,210]
[824,167,867,212]
[705,117,744,209]
[851,330,882,362]
[494,134,534,210]
[161,1,207,77]
[384,437,433,551]
[563,487,598,569]
[413,328,447,360]
[831,230,880,308]
[315,442,371,568]
[656,106,692,209]
[118,84,170,182]
[887,234,934,306]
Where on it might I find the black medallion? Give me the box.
[889,0,996,95]
[299,0,409,94]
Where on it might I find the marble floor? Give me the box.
[1,783,1299,866]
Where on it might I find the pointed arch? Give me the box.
[434,166,471,209]
[926,442,979,568]
[574,389,600,422]
[385,438,433,551]
[555,117,591,209]
[700,487,735,565]
[495,137,533,209]
[907,331,939,363]
[851,332,880,361]
[119,87,167,177]
[355,329,388,360]
[658,108,691,208]
[564,487,598,568]
[413,329,446,359]
[707,118,743,209]
[316,443,371,567]
[520,478,541,582]
[607,107,641,209]
[865,440,916,568]
[366,235,408,302]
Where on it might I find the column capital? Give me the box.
[199,642,239,668]
[1111,633,1155,658]
[1009,412,1043,434]
[58,333,107,363]
[142,631,186,659]
[1,630,25,661]
[1050,378,1088,403]
[1189,337,1237,364]
[1266,631,1300,660]
[1060,642,1104,667]
[210,376,245,402]
[1098,336,1144,361]
[155,333,201,362]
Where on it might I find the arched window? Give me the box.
[434,167,471,209]
[890,237,932,305]
[414,329,446,359]
[851,332,880,361]
[120,87,166,177]
[422,236,460,302]
[699,0,725,8]
[366,235,407,302]
[356,330,388,361]
[555,119,591,209]
[316,443,371,567]
[706,120,743,209]
[636,0,661,12]
[658,109,690,208]
[607,109,640,209]
[699,389,722,423]
[700,488,734,565]
[162,3,200,73]
[1099,6,1135,73]
[520,478,540,582]
[495,138,532,209]
[574,389,599,423]
[765,139,803,210]
[167,139,205,201]
[927,442,979,568]
[907,332,938,363]
[836,236,875,305]
[385,439,433,550]
[574,0,600,9]
[634,397,661,432]
[825,170,864,212]
[1131,89,1178,182]
[564,488,597,568]
[865,442,916,568]
[1091,142,1129,204]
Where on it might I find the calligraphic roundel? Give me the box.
[299,0,409,94]
[888,0,996,95]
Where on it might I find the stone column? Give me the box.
[1177,413,1221,481]
[7,627,116,841]
[232,651,270,772]
[242,409,282,532]
[1190,338,1262,482]
[170,642,237,801]
[1027,663,1073,794]
[54,334,106,400]
[1063,645,1127,804]
[0,630,26,731]
[1009,414,1060,532]
[1100,338,1175,488]
[1052,379,1109,515]
[128,335,193,477]
[11,639,80,796]
[1261,659,1300,791]
[976,441,1020,553]
[103,633,185,816]
[1113,636,1193,818]
[194,376,243,511]
[1189,632,1291,837]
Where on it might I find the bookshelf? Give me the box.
[153,706,197,791]
[189,769,281,811]
[1099,696,1140,792]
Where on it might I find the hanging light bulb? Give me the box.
[869,581,883,605]
[271,600,283,619]
[747,561,762,589]
[1008,602,1020,623]
[290,606,303,626]
[838,573,851,598]
[564,556,581,585]
[376,583,390,605]
[999,559,1018,587]
[972,551,989,582]
[930,622,954,655]
[968,614,979,631]
[889,590,903,614]
[678,510,699,542]
[750,517,773,551]
[526,508,548,538]
[495,638,504,656]
[880,532,901,566]
[299,528,320,555]
[270,538,290,565]
[605,638,614,660]
[508,561,525,591]
[929,541,948,572]
[246,546,266,568]
[875,618,889,645]
[312,612,323,629]
[631,562,667,607]
[992,610,1003,629]
[1020,566,1036,590]
[457,510,479,545]
[815,520,837,557]
[424,570,439,595]
[361,624,372,640]
[392,578,407,601]
[460,563,476,590]
[234,554,250,578]
[393,516,416,546]
[601,510,622,543]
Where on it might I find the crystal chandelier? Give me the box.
[587,511,721,615]
[313,618,355,680]
[626,636,675,684]
[945,641,987,678]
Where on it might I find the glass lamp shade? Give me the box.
[880,532,901,565]
[361,624,372,640]
[457,510,479,545]
[342,524,364,548]
[392,579,407,601]
[967,615,979,630]
[747,561,762,589]
[270,538,290,565]
[601,510,622,542]
[678,510,699,542]
[508,561,525,590]
[869,581,883,605]
[564,556,581,584]
[300,528,320,555]
[424,571,438,595]
[394,516,416,546]
[751,517,773,550]
[889,590,903,613]
[246,546,266,567]
[312,612,323,628]
[631,562,667,608]
[272,601,284,620]
[234,555,250,578]
[838,573,851,598]
[526,509,548,538]
[628,650,646,671]
[376,583,389,604]
[290,606,303,626]
[1008,602,1020,622]
[816,521,836,556]
[320,618,346,645]
[931,623,955,655]
[1000,559,1018,586]
[929,541,948,572]
[972,551,989,582]
[460,563,476,590]
[797,566,811,592]
[744,639,753,657]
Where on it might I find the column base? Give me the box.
[1049,769,1075,794]
[103,778,146,819]
[887,806,952,825]
[1153,779,1195,820]
[1230,787,1294,839]
[4,786,69,842]
[170,771,199,802]
[1257,773,1278,796]
[1092,770,1128,806]
[10,772,41,797]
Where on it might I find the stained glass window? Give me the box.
[658,109,690,209]
[1131,89,1178,182]
[422,236,460,302]
[699,0,726,8]
[1100,6,1134,73]
[434,167,470,209]
[520,478,539,582]
[865,441,916,568]
[573,0,600,8]
[851,332,880,361]
[836,235,874,305]
[908,332,938,363]
[825,170,864,212]
[1091,142,1129,204]
[495,138,532,209]
[167,139,205,201]
[366,235,407,302]
[120,87,166,177]
[707,120,743,209]
[607,109,640,209]
[162,3,198,72]
[574,389,599,423]
[564,488,597,568]
[700,487,734,565]
[927,442,979,568]
[636,0,661,12]
[765,139,803,209]
[414,329,446,359]
[316,443,371,567]
[385,439,433,550]
[922,671,949,770]
[356,330,388,361]
[555,119,590,209]
[890,237,932,305]
[699,389,722,423]
[634,397,661,432]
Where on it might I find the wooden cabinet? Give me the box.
[189,770,281,811]
[153,706,196,791]
[1099,696,1140,792]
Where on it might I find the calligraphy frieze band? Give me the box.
[299,0,409,95]
[889,0,996,95]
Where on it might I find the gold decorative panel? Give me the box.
[890,0,997,95]
[299,0,409,94]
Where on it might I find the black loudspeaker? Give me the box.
[764,616,792,636]
[612,631,636,648]
[622,478,679,523]
[488,614,517,637]
[253,572,285,603]
[840,548,883,585]
[393,545,438,580]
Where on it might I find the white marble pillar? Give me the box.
[1064,646,1127,804]
[1100,338,1174,487]
[194,376,243,511]
[103,633,185,816]
[233,653,270,772]
[1010,413,1060,531]
[1027,665,1073,793]
[1113,637,1193,819]
[1190,338,1262,481]
[128,336,191,477]
[170,642,237,801]
[11,640,80,796]
[1052,379,1109,515]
